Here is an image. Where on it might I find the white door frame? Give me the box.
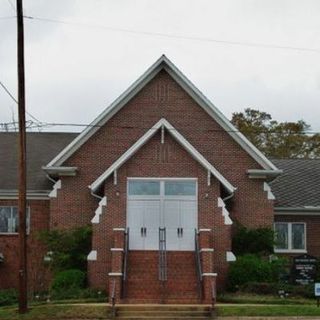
[126,178,198,251]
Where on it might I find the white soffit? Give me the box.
[89,118,236,194]
[46,55,278,172]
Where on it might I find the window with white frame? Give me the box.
[0,207,30,234]
[274,222,306,252]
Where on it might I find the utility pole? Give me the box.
[16,0,28,313]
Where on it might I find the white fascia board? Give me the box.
[42,166,78,176]
[163,61,278,171]
[247,169,283,179]
[162,119,235,193]
[45,55,279,173]
[46,56,166,167]
[0,189,50,200]
[90,118,236,193]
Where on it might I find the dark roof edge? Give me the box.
[275,206,320,213]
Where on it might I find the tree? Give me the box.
[231,108,320,158]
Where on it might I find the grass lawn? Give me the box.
[1,303,320,319]
[0,304,109,320]
[218,293,315,305]
[217,304,320,317]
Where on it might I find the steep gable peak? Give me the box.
[46,55,279,173]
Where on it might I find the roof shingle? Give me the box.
[0,132,77,191]
[270,159,320,208]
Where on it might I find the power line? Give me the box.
[23,15,320,54]
[1,120,320,135]
[6,0,15,12]
[0,16,16,20]
[0,80,42,124]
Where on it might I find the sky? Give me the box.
[0,0,320,132]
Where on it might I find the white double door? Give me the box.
[127,179,197,251]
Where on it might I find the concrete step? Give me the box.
[114,305,212,319]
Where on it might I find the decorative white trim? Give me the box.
[46,55,278,173]
[91,196,107,224]
[161,125,165,144]
[108,272,123,276]
[217,197,233,225]
[48,180,61,198]
[87,250,97,261]
[113,227,126,232]
[202,273,218,277]
[226,251,236,262]
[200,248,214,252]
[110,248,124,252]
[247,169,282,179]
[0,190,50,200]
[42,166,78,176]
[199,228,212,232]
[264,182,275,200]
[89,118,235,194]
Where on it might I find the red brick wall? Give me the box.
[49,69,274,293]
[0,199,50,293]
[274,214,320,258]
[52,70,273,231]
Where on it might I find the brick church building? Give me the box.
[0,56,319,303]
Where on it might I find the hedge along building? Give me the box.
[0,55,294,303]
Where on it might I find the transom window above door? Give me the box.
[128,179,197,198]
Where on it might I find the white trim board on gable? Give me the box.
[46,55,279,173]
[89,118,236,194]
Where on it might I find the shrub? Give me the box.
[240,282,315,299]
[227,254,286,291]
[38,226,92,274]
[50,288,107,301]
[0,289,18,306]
[51,269,85,292]
[232,225,274,256]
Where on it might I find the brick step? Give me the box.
[125,251,199,302]
[116,305,210,311]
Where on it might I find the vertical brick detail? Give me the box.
[108,229,125,303]
[198,230,214,303]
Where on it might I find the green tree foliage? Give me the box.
[38,226,92,274]
[232,226,274,256]
[231,108,320,158]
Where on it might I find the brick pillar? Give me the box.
[198,229,216,304]
[108,228,125,303]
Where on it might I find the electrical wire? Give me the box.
[23,15,320,54]
[0,80,42,124]
[1,120,320,135]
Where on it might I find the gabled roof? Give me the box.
[89,118,236,194]
[270,159,320,209]
[46,55,278,172]
[0,132,77,191]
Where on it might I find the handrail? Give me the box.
[194,228,202,301]
[159,227,167,281]
[110,279,116,318]
[121,227,129,298]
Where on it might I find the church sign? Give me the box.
[293,254,318,285]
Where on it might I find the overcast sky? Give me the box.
[1,0,320,132]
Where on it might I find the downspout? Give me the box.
[90,189,103,200]
[46,174,58,184]
[222,191,235,203]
